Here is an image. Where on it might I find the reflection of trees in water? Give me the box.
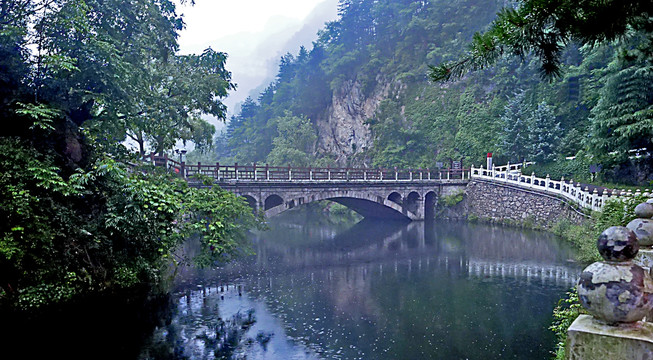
[250,220,576,272]
[140,286,259,360]
[159,219,580,360]
[172,220,578,293]
[241,252,576,360]
[433,222,575,262]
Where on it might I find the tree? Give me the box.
[121,48,234,156]
[528,102,561,162]
[266,112,317,166]
[501,91,531,162]
[588,57,653,165]
[429,0,653,82]
[0,0,258,312]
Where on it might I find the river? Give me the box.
[138,212,580,360]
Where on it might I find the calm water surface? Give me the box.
[140,215,580,360]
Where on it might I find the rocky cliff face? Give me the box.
[315,78,396,166]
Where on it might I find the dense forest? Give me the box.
[0,0,257,313]
[201,0,652,185]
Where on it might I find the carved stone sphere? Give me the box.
[597,226,639,262]
[578,262,652,323]
[635,202,653,219]
[627,218,653,246]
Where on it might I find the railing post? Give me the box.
[410,169,413,181]
[266,163,269,180]
[180,161,186,178]
[363,168,367,181]
[253,163,257,181]
[427,168,431,181]
[346,168,350,181]
[235,163,239,180]
[328,165,331,181]
[310,167,313,181]
[602,191,609,211]
[380,168,383,181]
[288,165,292,181]
[530,172,535,188]
[447,169,450,180]
[197,162,201,176]
[395,167,398,181]
[216,162,220,180]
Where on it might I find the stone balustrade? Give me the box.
[149,155,472,183]
[471,163,652,212]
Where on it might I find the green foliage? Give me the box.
[266,112,318,166]
[596,195,648,230]
[551,220,600,263]
[588,48,653,167]
[551,195,646,265]
[0,139,257,311]
[440,191,465,208]
[523,153,594,184]
[529,102,561,163]
[429,0,653,81]
[0,0,257,314]
[118,48,234,156]
[550,289,586,360]
[501,90,532,163]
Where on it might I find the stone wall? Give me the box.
[462,180,589,228]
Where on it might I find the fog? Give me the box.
[177,0,339,130]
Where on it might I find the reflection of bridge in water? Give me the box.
[465,258,577,286]
[220,220,581,288]
[312,255,579,288]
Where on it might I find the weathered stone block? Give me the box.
[635,248,653,269]
[566,315,653,360]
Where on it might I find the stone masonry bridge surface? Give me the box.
[151,156,468,221]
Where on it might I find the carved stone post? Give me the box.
[567,226,653,359]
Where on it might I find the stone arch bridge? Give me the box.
[218,180,467,221]
[150,157,469,221]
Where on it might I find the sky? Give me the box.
[175,0,339,130]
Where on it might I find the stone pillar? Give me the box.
[567,226,653,359]
[567,315,653,360]
[631,201,653,272]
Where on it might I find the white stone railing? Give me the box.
[470,164,652,212]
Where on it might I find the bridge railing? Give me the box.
[146,155,471,182]
[470,164,652,212]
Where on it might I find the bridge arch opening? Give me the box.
[406,192,421,214]
[264,195,284,210]
[388,192,402,206]
[242,195,257,213]
[424,191,437,219]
